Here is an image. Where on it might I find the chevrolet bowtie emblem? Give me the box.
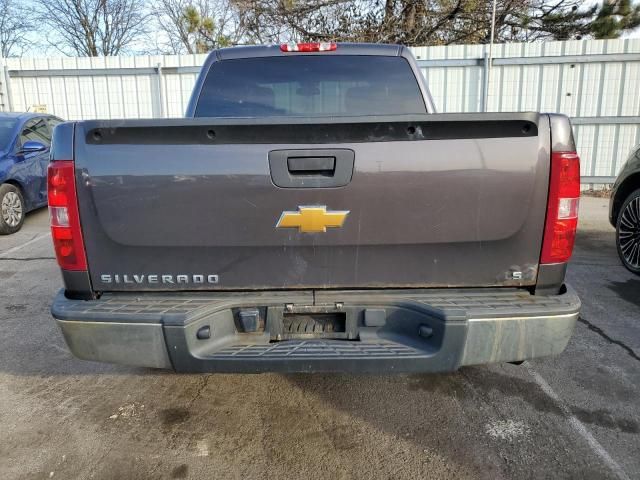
[276,206,349,233]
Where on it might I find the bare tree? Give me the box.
[233,0,640,47]
[232,0,491,45]
[154,0,245,54]
[38,0,149,56]
[232,0,354,44]
[0,0,33,57]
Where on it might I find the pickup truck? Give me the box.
[49,42,581,373]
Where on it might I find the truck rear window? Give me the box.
[195,56,427,118]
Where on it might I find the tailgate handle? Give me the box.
[269,149,354,188]
[287,156,336,175]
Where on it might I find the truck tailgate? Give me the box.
[73,113,550,291]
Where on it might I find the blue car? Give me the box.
[0,112,63,234]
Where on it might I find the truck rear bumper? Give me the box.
[52,287,580,373]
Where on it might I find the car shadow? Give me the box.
[607,279,640,308]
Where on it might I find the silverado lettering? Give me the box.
[100,274,219,285]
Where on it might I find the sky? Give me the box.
[12,0,640,58]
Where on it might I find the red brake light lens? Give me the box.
[48,161,87,271]
[540,151,580,264]
[280,42,337,52]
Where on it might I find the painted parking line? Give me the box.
[526,364,631,480]
[0,233,51,258]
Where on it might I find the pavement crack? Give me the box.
[186,375,210,407]
[578,316,640,362]
[86,443,115,478]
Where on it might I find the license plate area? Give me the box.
[282,312,346,340]
[268,305,356,341]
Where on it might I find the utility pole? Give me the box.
[484,0,497,112]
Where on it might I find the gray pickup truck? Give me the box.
[49,42,581,373]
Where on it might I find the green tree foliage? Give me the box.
[591,0,640,39]
[182,4,231,52]
[155,0,240,54]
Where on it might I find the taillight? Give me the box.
[540,151,580,264]
[48,161,87,270]
[280,42,337,52]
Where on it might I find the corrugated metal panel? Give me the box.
[413,39,640,180]
[0,39,638,181]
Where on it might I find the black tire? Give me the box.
[0,183,26,235]
[616,188,640,276]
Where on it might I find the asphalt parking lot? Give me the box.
[0,196,638,480]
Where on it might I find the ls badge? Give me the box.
[276,206,349,233]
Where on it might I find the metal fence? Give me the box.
[1,38,639,184]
